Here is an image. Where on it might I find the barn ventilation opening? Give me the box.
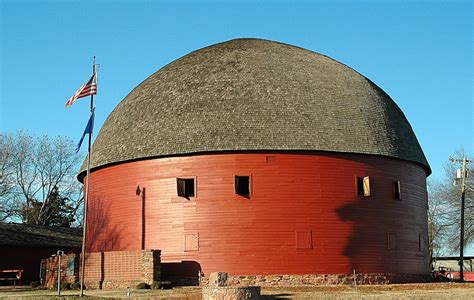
[235,175,250,196]
[177,178,195,199]
[357,176,370,196]
[393,180,401,200]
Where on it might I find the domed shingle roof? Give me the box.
[80,38,430,178]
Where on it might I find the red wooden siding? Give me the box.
[84,152,429,276]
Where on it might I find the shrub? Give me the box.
[150,281,172,289]
[151,281,161,289]
[160,281,173,289]
[136,282,150,289]
[71,282,83,290]
[60,282,70,290]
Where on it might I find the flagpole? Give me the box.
[80,56,96,297]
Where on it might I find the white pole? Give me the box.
[353,269,357,292]
[57,250,64,297]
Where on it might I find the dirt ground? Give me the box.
[0,283,473,299]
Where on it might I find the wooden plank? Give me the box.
[84,152,429,276]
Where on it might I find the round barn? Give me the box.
[79,38,431,284]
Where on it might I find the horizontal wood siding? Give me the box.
[84,152,429,276]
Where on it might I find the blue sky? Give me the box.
[1,0,472,183]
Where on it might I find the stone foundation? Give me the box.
[200,273,431,287]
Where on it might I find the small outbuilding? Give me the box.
[0,223,82,284]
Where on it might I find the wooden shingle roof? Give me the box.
[80,38,430,179]
[0,223,82,248]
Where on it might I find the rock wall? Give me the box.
[200,273,431,287]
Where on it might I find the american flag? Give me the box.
[65,73,97,108]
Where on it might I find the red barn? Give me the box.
[79,39,431,284]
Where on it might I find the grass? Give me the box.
[0,282,473,299]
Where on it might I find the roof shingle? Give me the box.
[80,38,430,178]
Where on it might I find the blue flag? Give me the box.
[76,109,95,153]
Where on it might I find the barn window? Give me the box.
[393,180,401,200]
[387,232,397,250]
[66,256,75,276]
[177,178,195,199]
[357,176,370,196]
[235,175,250,196]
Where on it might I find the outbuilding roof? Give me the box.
[0,223,82,248]
[80,38,430,179]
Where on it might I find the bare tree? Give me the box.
[428,180,453,266]
[428,149,473,258]
[0,134,16,221]
[0,131,83,226]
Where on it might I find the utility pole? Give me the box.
[449,155,472,282]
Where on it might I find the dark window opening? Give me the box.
[393,180,401,200]
[357,176,370,196]
[177,178,195,199]
[357,177,364,195]
[235,175,250,196]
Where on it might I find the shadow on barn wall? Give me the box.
[86,193,126,253]
[336,154,429,276]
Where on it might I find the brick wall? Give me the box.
[41,250,161,289]
[84,250,161,289]
[41,254,79,288]
[0,246,78,284]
